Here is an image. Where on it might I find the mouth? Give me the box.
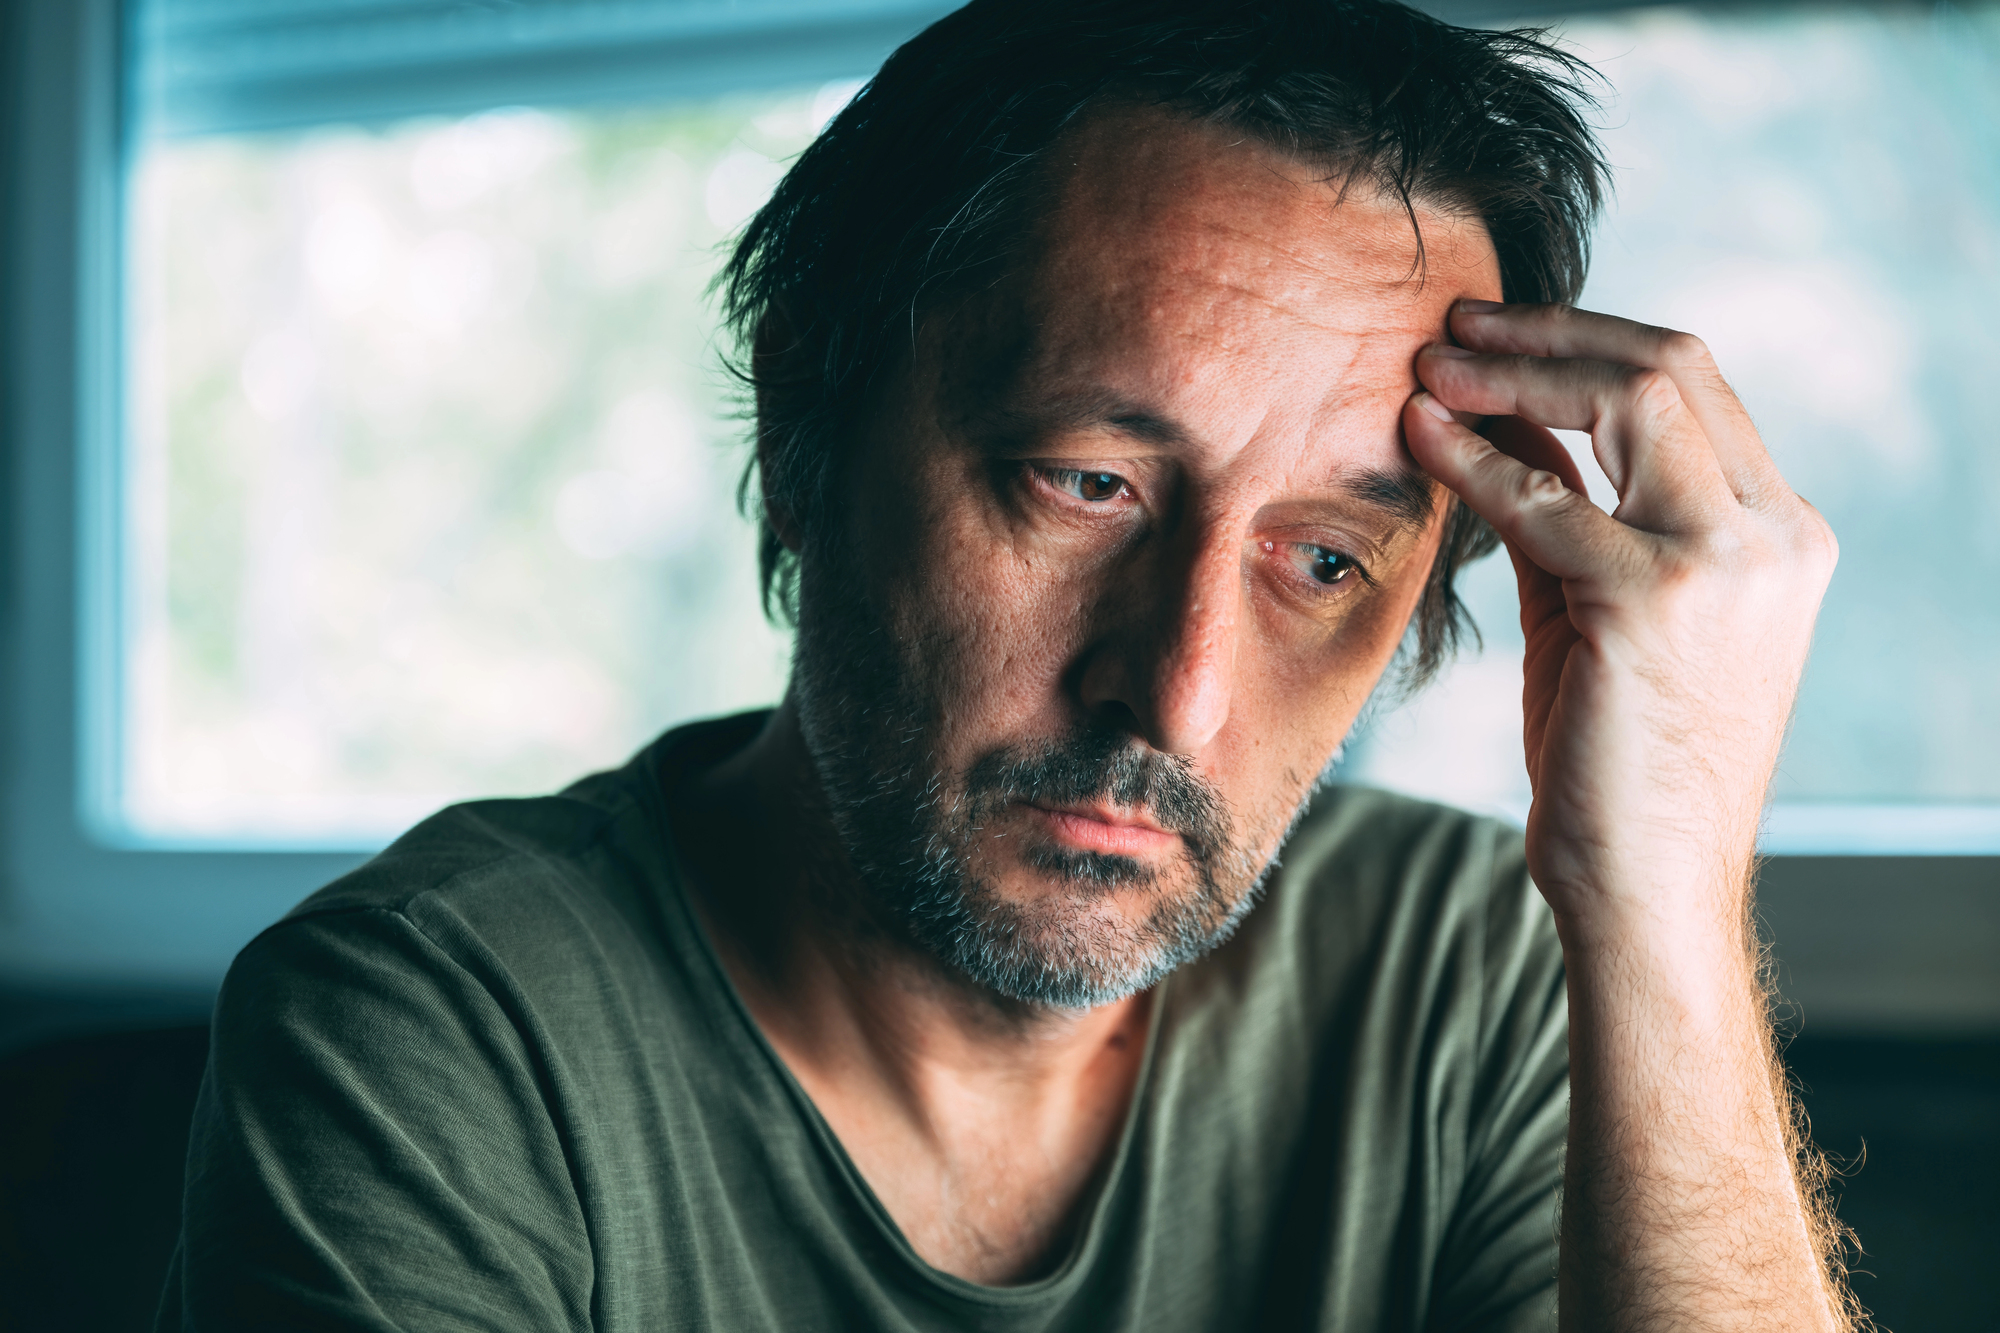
[1021,799,1183,858]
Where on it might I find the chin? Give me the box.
[918,830,1262,1011]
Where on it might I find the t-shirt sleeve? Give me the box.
[157,905,596,1333]
[1427,837,1569,1333]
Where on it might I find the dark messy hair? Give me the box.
[721,0,1608,685]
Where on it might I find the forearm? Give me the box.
[1554,885,1850,1333]
[1407,297,1857,1330]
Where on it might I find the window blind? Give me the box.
[136,0,956,135]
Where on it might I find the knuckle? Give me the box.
[1643,547,1710,617]
[1653,327,1712,369]
[1692,526,1748,567]
[1508,464,1571,509]
[1793,505,1840,572]
[1672,514,1835,613]
[1656,327,1741,405]
[1620,366,1684,426]
[1541,302,1582,336]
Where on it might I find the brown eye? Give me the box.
[1305,546,1356,585]
[1264,540,1367,590]
[1046,469,1130,503]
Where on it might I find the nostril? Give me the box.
[1089,700,1145,735]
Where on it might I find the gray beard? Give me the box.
[788,544,1297,1011]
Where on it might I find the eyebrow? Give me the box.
[969,388,1439,538]
[1346,465,1438,531]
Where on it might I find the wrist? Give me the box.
[1542,850,1754,945]
[1555,902,1767,1050]
[1553,873,1759,982]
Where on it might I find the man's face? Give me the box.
[789,105,1502,1008]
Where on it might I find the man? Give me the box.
[160,1,1861,1329]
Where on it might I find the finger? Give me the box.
[1449,301,1777,502]
[1417,344,1732,533]
[1481,418,1580,665]
[1404,392,1643,585]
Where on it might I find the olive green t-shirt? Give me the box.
[158,712,1568,1332]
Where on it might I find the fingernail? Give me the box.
[1412,391,1454,422]
[1424,343,1475,359]
[1457,299,1504,314]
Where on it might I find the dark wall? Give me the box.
[1759,856,2000,1033]
[1783,1036,2000,1333]
[1,1023,210,1333]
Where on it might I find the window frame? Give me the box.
[3,0,359,989]
[3,0,1994,997]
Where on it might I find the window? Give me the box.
[4,0,1995,988]
[106,3,959,855]
[3,0,950,982]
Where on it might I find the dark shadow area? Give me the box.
[1784,1036,2000,1333]
[0,1000,1993,1332]
[0,1023,209,1333]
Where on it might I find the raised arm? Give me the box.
[1403,300,1860,1332]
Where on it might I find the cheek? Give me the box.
[855,458,1097,734]
[1222,529,1445,797]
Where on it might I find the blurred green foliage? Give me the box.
[129,87,836,838]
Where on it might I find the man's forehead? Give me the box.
[1026,104,1496,333]
[916,103,1496,507]
[926,107,1497,445]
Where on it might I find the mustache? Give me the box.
[958,727,1233,855]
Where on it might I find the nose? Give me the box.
[1075,526,1241,757]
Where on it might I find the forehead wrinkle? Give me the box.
[957,382,1192,449]
[1020,267,1388,417]
[1158,273,1404,346]
[929,108,1496,486]
[1065,256,1450,388]
[1192,211,1443,302]
[1033,102,1499,327]
[1077,181,1471,326]
[1094,221,1441,331]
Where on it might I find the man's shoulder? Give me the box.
[238,718,750,1007]
[288,763,653,924]
[1226,783,1548,998]
[1277,782,1530,903]
[282,711,768,929]
[204,719,767,1163]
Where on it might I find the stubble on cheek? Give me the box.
[868,476,1093,766]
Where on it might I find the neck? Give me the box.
[670,698,1153,1283]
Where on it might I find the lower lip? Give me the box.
[1026,806,1182,857]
